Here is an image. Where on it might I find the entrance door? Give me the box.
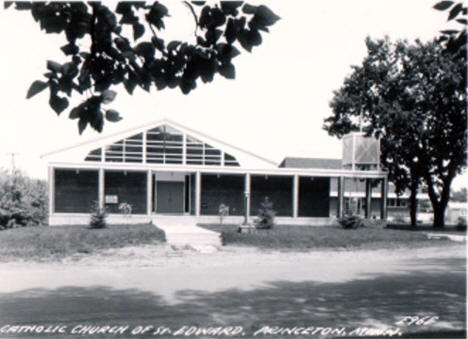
[156,181,185,214]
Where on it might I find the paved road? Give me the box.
[0,245,465,338]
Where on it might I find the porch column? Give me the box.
[243,173,251,223]
[365,179,372,219]
[146,169,152,216]
[380,176,388,220]
[293,175,299,218]
[48,166,54,215]
[98,168,104,209]
[195,171,201,216]
[337,176,344,218]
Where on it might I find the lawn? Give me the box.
[198,224,456,250]
[387,223,466,234]
[0,224,165,262]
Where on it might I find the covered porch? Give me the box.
[48,163,388,225]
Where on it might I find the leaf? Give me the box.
[89,110,104,132]
[49,94,69,115]
[69,105,82,120]
[441,29,459,34]
[225,18,238,44]
[242,3,257,14]
[167,40,181,51]
[205,28,223,43]
[61,43,79,56]
[219,62,235,79]
[433,1,454,11]
[151,36,165,51]
[180,79,196,95]
[105,109,122,122]
[133,22,145,40]
[124,77,137,95]
[254,5,281,26]
[456,18,467,24]
[448,3,463,20]
[47,60,62,73]
[221,1,243,16]
[191,1,206,6]
[101,90,117,104]
[146,2,168,30]
[26,80,48,99]
[78,118,88,135]
[135,42,155,59]
[237,29,252,52]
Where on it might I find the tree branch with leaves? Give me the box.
[7,1,280,134]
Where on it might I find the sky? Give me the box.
[0,0,466,188]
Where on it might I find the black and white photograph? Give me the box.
[0,1,466,338]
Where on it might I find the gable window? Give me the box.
[85,148,101,162]
[84,124,240,167]
[146,126,183,164]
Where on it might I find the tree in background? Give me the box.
[6,1,280,134]
[451,187,467,202]
[0,169,48,229]
[323,37,466,228]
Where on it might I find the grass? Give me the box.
[0,223,166,262]
[198,223,457,250]
[387,223,466,234]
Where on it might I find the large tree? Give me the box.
[323,37,466,228]
[7,1,279,134]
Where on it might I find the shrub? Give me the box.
[0,169,48,229]
[89,202,107,229]
[218,203,229,224]
[456,216,467,231]
[391,215,406,225]
[338,215,364,229]
[255,197,276,229]
[118,202,132,216]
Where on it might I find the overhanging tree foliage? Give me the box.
[323,37,466,228]
[7,1,280,134]
[433,0,467,57]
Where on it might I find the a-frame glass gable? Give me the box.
[84,124,240,167]
[104,132,143,163]
[147,125,183,164]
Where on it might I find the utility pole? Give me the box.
[6,152,19,174]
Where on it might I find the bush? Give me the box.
[118,202,132,216]
[456,216,467,231]
[0,169,48,229]
[255,197,276,229]
[338,215,364,229]
[89,202,107,229]
[218,203,229,224]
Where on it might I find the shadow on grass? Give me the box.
[387,224,466,234]
[0,258,465,338]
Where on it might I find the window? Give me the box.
[224,153,240,166]
[103,133,143,163]
[85,148,101,162]
[85,124,240,167]
[146,126,183,164]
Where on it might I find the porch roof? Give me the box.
[48,161,387,179]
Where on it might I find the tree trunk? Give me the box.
[433,206,445,228]
[425,173,453,229]
[430,186,451,228]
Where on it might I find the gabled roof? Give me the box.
[42,118,278,169]
[279,157,342,169]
